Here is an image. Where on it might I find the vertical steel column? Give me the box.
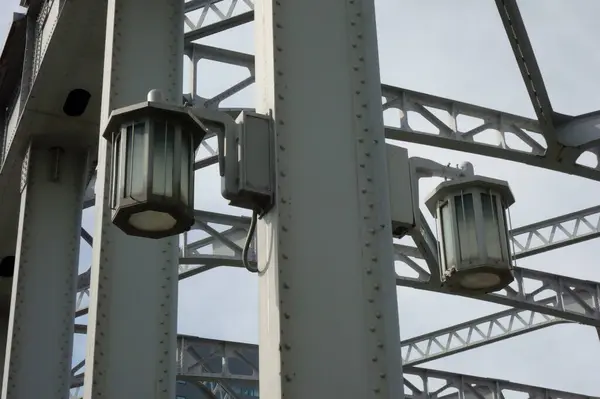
[0,290,10,391]
[82,0,182,397]
[1,144,88,399]
[255,0,404,398]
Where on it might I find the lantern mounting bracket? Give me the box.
[386,145,477,282]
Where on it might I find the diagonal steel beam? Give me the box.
[511,204,600,258]
[401,303,566,365]
[493,0,558,140]
[71,309,572,396]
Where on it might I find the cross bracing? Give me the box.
[70,334,597,399]
[0,0,598,397]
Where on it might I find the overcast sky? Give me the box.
[2,0,600,397]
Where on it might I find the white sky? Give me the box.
[2,0,600,396]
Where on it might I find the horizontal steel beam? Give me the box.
[71,308,572,395]
[175,336,597,399]
[75,204,600,327]
[74,303,565,364]
[396,251,600,326]
[184,0,253,42]
[185,43,600,181]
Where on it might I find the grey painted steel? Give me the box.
[184,0,253,43]
[400,303,565,365]
[511,205,600,258]
[72,302,565,387]
[183,40,600,181]
[0,0,597,396]
[174,336,597,399]
[0,308,7,393]
[2,144,87,399]
[401,366,598,399]
[396,246,600,326]
[254,0,403,397]
[493,0,559,157]
[81,0,183,397]
[73,203,600,326]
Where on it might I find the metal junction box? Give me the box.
[386,144,416,237]
[221,111,274,213]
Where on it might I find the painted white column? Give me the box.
[82,0,182,397]
[2,144,88,399]
[255,0,404,398]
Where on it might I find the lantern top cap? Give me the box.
[101,100,204,141]
[425,175,515,216]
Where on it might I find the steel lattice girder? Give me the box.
[183,0,600,180]
[72,303,565,374]
[78,203,600,326]
[71,323,598,399]
[157,335,598,399]
[74,203,600,326]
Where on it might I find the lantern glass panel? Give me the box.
[481,193,503,260]
[454,193,478,262]
[152,120,176,197]
[110,132,122,208]
[440,201,456,269]
[179,131,192,206]
[124,122,148,198]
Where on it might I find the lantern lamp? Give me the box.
[101,90,213,239]
[425,176,516,295]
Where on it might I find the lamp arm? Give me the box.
[186,107,238,177]
[409,157,474,180]
[404,157,475,281]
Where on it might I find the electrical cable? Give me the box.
[242,209,259,273]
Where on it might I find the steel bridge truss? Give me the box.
[60,0,600,397]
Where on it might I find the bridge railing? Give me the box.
[3,87,20,166]
[32,0,60,81]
